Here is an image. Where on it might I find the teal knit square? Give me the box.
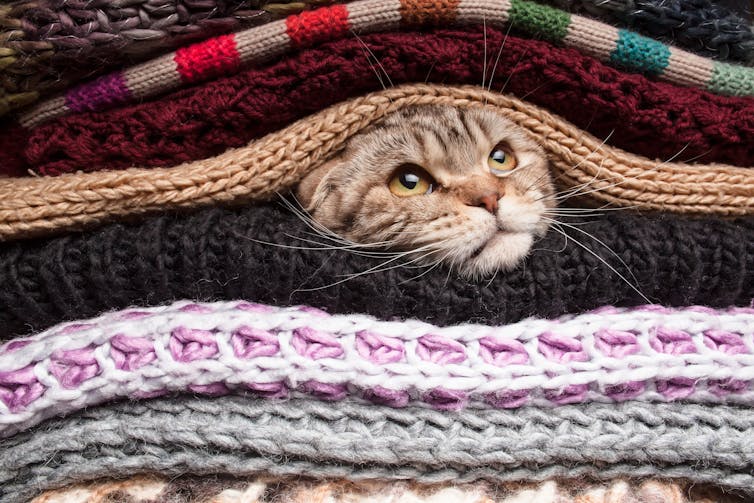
[610,30,670,76]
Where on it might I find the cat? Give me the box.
[295,105,556,279]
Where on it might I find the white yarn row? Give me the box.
[1,301,753,436]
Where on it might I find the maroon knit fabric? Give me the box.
[4,27,754,176]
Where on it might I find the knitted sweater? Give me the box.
[4,395,754,502]
[1,205,751,337]
[547,0,754,63]
[1,85,750,243]
[0,0,331,114]
[4,28,754,178]
[18,0,754,129]
[29,476,740,503]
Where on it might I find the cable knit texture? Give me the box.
[1,85,752,242]
[547,0,754,63]
[4,29,754,178]
[18,0,754,127]
[28,476,749,503]
[0,205,752,337]
[3,396,754,502]
[0,0,336,115]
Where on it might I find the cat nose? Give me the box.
[476,193,500,214]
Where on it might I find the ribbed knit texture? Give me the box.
[4,396,754,502]
[1,205,751,337]
[17,0,754,128]
[548,0,754,63]
[4,84,749,242]
[31,476,741,503]
[0,0,336,114]
[4,28,754,178]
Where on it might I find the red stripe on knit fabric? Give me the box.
[8,29,754,176]
[286,5,350,47]
[175,33,240,83]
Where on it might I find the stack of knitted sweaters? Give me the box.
[1,0,753,501]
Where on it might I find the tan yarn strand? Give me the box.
[0,84,752,241]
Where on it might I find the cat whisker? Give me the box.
[424,60,437,84]
[518,78,552,101]
[486,22,513,93]
[552,143,692,205]
[293,245,442,291]
[285,234,406,257]
[351,30,394,90]
[499,49,528,95]
[543,215,641,284]
[400,259,445,284]
[522,131,615,204]
[279,195,362,247]
[482,16,487,91]
[484,268,499,288]
[540,134,616,202]
[542,217,650,303]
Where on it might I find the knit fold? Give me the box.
[0,0,336,115]
[0,85,751,243]
[5,29,754,179]
[546,0,754,63]
[3,299,754,439]
[3,395,754,502]
[1,205,752,336]
[17,0,754,129]
[28,476,736,503]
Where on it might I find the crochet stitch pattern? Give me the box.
[0,0,334,115]
[7,29,754,178]
[19,0,754,127]
[1,85,752,242]
[3,396,754,501]
[30,476,742,503]
[2,300,754,438]
[1,206,751,336]
[547,0,754,63]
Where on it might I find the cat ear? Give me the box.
[295,158,340,211]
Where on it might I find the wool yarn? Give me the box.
[29,476,744,503]
[0,0,334,115]
[547,0,754,63]
[6,29,754,178]
[20,0,754,127]
[1,205,752,337]
[2,300,754,437]
[3,396,754,502]
[1,85,752,242]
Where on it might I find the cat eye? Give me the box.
[388,165,435,197]
[488,143,517,176]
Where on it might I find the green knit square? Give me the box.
[509,0,570,42]
[709,62,754,96]
[610,30,670,76]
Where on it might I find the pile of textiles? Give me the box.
[1,0,753,501]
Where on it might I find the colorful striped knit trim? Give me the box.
[546,0,754,63]
[2,300,754,439]
[19,0,754,127]
[9,28,754,179]
[4,396,754,501]
[30,476,736,503]
[0,0,334,116]
[2,85,752,242]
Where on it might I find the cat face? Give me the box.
[296,105,555,278]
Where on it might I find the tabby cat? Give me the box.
[296,105,556,278]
